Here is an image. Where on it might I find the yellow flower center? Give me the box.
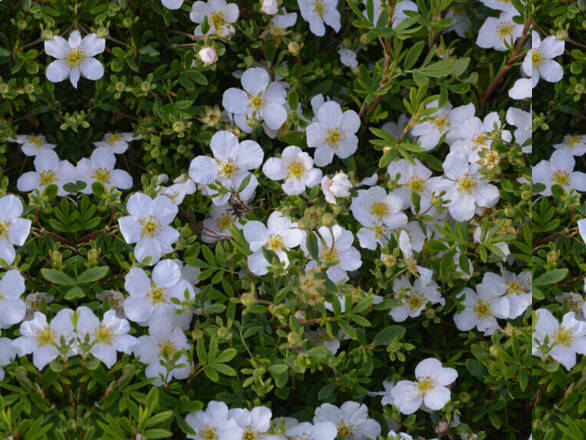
[30,136,43,147]
[432,115,450,132]
[149,284,166,304]
[93,168,111,184]
[65,48,84,67]
[567,136,581,147]
[417,377,434,395]
[107,134,122,145]
[552,170,570,186]
[338,423,353,437]
[140,216,161,238]
[313,0,325,17]
[94,324,114,344]
[532,49,543,67]
[370,201,389,219]
[218,159,239,178]
[553,327,573,346]
[456,174,477,194]
[249,93,265,111]
[473,134,488,147]
[497,22,514,38]
[407,293,425,310]
[209,11,225,29]
[0,221,8,238]
[321,247,339,264]
[216,213,233,232]
[265,233,284,251]
[158,340,177,357]
[474,301,491,319]
[287,161,306,179]
[35,327,56,346]
[507,281,522,294]
[325,128,343,146]
[408,176,425,193]
[243,429,257,440]
[39,170,57,186]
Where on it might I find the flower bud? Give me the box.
[459,392,471,403]
[556,29,568,40]
[217,326,230,339]
[489,345,499,357]
[321,213,335,227]
[198,46,217,65]
[122,17,133,28]
[260,0,278,15]
[288,42,300,55]
[173,121,186,133]
[17,19,27,30]
[191,329,204,340]
[41,29,54,40]
[52,251,62,265]
[96,27,109,38]
[241,292,256,307]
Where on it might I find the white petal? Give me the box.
[46,60,70,83]
[80,57,104,81]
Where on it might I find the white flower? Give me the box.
[523,32,564,87]
[244,211,305,275]
[453,285,509,336]
[321,172,352,204]
[162,0,184,9]
[484,269,531,319]
[123,259,195,326]
[479,0,517,12]
[189,130,263,205]
[134,318,191,386]
[303,225,362,283]
[476,12,524,52]
[363,0,417,29]
[118,193,180,265]
[508,78,532,100]
[307,100,360,166]
[382,114,410,140]
[351,186,408,250]
[0,270,26,328]
[202,204,242,243]
[298,0,341,37]
[338,48,358,69]
[76,307,136,368]
[445,6,471,37]
[190,0,240,39]
[532,309,586,370]
[229,406,275,440]
[387,159,442,213]
[263,145,323,195]
[185,401,243,440]
[411,101,475,150]
[389,277,444,322]
[198,46,217,65]
[0,195,32,266]
[159,178,197,206]
[11,135,56,157]
[45,30,105,88]
[17,150,77,196]
[272,10,298,30]
[313,401,381,440]
[285,421,338,440]
[0,332,15,381]
[12,309,75,370]
[391,358,457,415]
[505,107,531,151]
[579,218,586,244]
[437,151,500,222]
[223,67,288,133]
[76,148,132,194]
[553,134,586,157]
[533,150,586,196]
[450,112,510,162]
[260,0,278,14]
[93,132,141,155]
[387,431,413,440]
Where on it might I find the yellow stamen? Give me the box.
[265,233,284,251]
[287,161,306,179]
[39,170,57,186]
[158,340,177,357]
[370,201,390,219]
[456,174,477,194]
[216,213,233,232]
[107,134,122,145]
[218,159,238,178]
[417,377,434,395]
[65,48,84,67]
[408,177,425,193]
[313,0,325,17]
[140,216,161,238]
[35,327,56,346]
[94,324,114,344]
[325,128,343,146]
[93,168,111,184]
[553,327,573,346]
[474,301,491,319]
[552,170,570,186]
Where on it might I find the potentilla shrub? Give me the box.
[0,0,583,439]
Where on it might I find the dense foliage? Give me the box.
[0,0,584,439]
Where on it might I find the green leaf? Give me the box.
[373,326,406,344]
[143,429,173,439]
[76,266,109,284]
[65,286,85,300]
[268,364,289,388]
[534,269,568,286]
[41,268,77,286]
[306,233,319,261]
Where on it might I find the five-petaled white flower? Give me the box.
[76,307,136,369]
[263,145,323,195]
[190,0,240,39]
[185,401,244,440]
[93,132,141,155]
[11,135,56,157]
[453,284,509,336]
[17,150,77,196]
[189,130,263,205]
[476,12,524,52]
[76,148,133,194]
[553,134,586,157]
[229,406,275,440]
[243,211,305,275]
[411,101,475,150]
[298,0,341,37]
[313,401,381,440]
[389,277,444,322]
[390,357,457,415]
[306,100,360,166]
[12,309,75,370]
[285,421,338,440]
[321,172,352,204]
[0,196,32,266]
[45,30,105,88]
[533,149,586,196]
[223,67,288,133]
[533,308,586,371]
[118,193,180,265]
[523,32,565,87]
